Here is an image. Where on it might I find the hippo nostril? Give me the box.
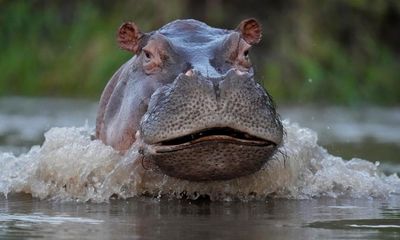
[224,68,236,78]
[235,69,247,76]
[224,68,253,80]
[185,69,194,77]
[224,68,246,79]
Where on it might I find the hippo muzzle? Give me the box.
[139,69,283,181]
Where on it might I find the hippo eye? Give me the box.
[143,50,152,61]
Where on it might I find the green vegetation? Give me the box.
[1,0,399,104]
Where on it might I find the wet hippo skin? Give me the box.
[96,19,283,181]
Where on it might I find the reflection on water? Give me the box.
[0,213,103,225]
[1,194,399,240]
[0,97,399,239]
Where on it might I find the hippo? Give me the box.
[96,18,283,181]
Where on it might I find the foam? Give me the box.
[1,121,399,202]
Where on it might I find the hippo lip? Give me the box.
[151,127,276,153]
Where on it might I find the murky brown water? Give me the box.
[0,97,399,239]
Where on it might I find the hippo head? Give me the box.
[96,19,283,181]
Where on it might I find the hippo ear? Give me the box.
[236,18,262,45]
[117,22,143,53]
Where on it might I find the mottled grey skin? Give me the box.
[96,19,283,181]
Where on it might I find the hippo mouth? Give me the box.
[142,127,278,181]
[152,127,276,153]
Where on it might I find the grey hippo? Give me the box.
[96,18,283,181]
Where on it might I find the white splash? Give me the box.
[0,121,399,202]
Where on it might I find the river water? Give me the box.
[0,97,399,239]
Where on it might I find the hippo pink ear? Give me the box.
[117,22,143,53]
[236,18,262,45]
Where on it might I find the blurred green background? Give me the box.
[1,0,399,105]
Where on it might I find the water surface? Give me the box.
[0,97,399,239]
[1,194,399,240]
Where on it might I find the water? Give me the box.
[1,194,399,240]
[0,97,399,239]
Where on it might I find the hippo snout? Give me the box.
[139,69,283,181]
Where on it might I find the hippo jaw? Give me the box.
[141,127,277,181]
[140,130,278,181]
[139,70,283,181]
